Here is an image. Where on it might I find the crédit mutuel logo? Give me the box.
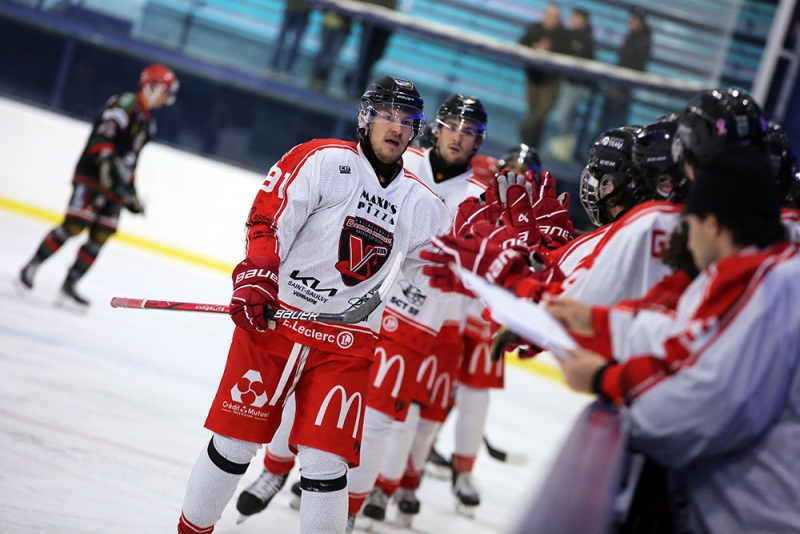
[225,370,270,421]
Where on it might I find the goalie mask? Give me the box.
[432,94,487,141]
[139,63,179,107]
[632,114,688,203]
[358,76,425,141]
[673,88,767,169]
[498,143,541,174]
[580,126,640,226]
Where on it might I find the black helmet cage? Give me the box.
[433,94,488,140]
[498,143,541,173]
[673,88,768,168]
[766,121,798,201]
[358,76,426,140]
[579,127,639,226]
[633,115,688,202]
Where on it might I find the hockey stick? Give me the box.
[111,253,404,325]
[483,436,528,466]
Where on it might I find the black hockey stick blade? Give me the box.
[264,252,404,325]
[484,436,528,466]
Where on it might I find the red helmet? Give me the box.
[139,64,179,105]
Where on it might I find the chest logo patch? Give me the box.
[336,216,394,286]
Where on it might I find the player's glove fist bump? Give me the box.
[230,256,279,332]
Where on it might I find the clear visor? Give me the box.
[364,104,425,134]
[435,117,486,139]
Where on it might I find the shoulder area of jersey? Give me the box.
[619,199,683,223]
[113,92,140,113]
[400,168,449,206]
[279,138,359,163]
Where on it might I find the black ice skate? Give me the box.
[57,277,90,308]
[452,471,480,519]
[289,480,302,510]
[18,260,40,290]
[362,487,389,521]
[394,488,420,527]
[425,445,453,480]
[235,470,288,524]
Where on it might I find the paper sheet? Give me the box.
[458,268,577,360]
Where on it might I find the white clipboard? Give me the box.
[457,268,577,360]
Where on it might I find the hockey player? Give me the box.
[230,94,489,526]
[426,88,768,310]
[552,149,800,534]
[16,63,178,306]
[353,93,491,524]
[175,76,454,534]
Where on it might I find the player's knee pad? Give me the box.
[206,433,260,475]
[89,227,114,245]
[298,446,347,492]
[63,220,86,237]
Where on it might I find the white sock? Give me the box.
[408,417,441,473]
[298,446,348,534]
[454,385,490,458]
[267,393,296,459]
[181,434,260,529]
[348,407,395,496]
[379,403,421,481]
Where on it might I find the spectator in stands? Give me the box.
[548,7,595,162]
[519,3,569,149]
[347,0,398,97]
[596,6,652,134]
[309,10,353,92]
[269,1,312,77]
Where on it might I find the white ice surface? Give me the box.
[0,96,591,533]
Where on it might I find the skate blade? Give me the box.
[53,295,90,314]
[395,512,415,527]
[289,495,301,510]
[12,278,33,297]
[456,503,477,519]
[424,464,452,480]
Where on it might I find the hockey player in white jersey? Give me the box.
[349,94,490,524]
[176,75,454,534]
[426,88,768,310]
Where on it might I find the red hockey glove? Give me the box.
[499,183,550,249]
[452,196,495,238]
[509,249,566,303]
[230,256,280,332]
[532,171,575,248]
[422,233,530,293]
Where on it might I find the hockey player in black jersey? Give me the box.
[17,63,179,306]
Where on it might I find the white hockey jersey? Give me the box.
[243,139,453,358]
[559,201,684,305]
[379,147,487,353]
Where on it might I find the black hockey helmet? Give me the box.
[766,121,798,202]
[673,88,768,169]
[633,114,688,203]
[580,126,640,226]
[497,143,541,174]
[434,94,487,140]
[358,76,425,141]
